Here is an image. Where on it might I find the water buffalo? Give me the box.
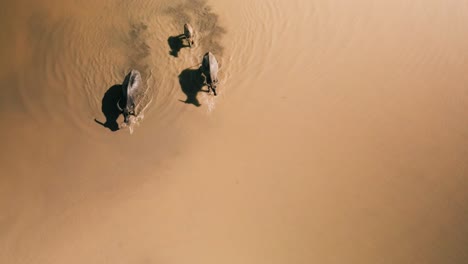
[184,23,195,47]
[117,69,141,123]
[201,52,219,96]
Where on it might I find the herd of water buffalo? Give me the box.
[118,23,219,124]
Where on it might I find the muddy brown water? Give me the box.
[1,0,468,263]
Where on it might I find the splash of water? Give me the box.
[200,93,216,113]
[119,115,142,134]
[119,96,153,134]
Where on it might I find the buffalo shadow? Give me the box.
[168,34,190,57]
[178,67,208,107]
[94,84,123,131]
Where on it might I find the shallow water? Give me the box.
[1,0,468,263]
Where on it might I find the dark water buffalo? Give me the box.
[201,52,219,96]
[184,23,195,47]
[117,69,141,123]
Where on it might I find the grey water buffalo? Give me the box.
[201,52,219,96]
[184,23,195,47]
[117,69,141,123]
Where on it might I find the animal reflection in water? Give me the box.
[95,70,143,131]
